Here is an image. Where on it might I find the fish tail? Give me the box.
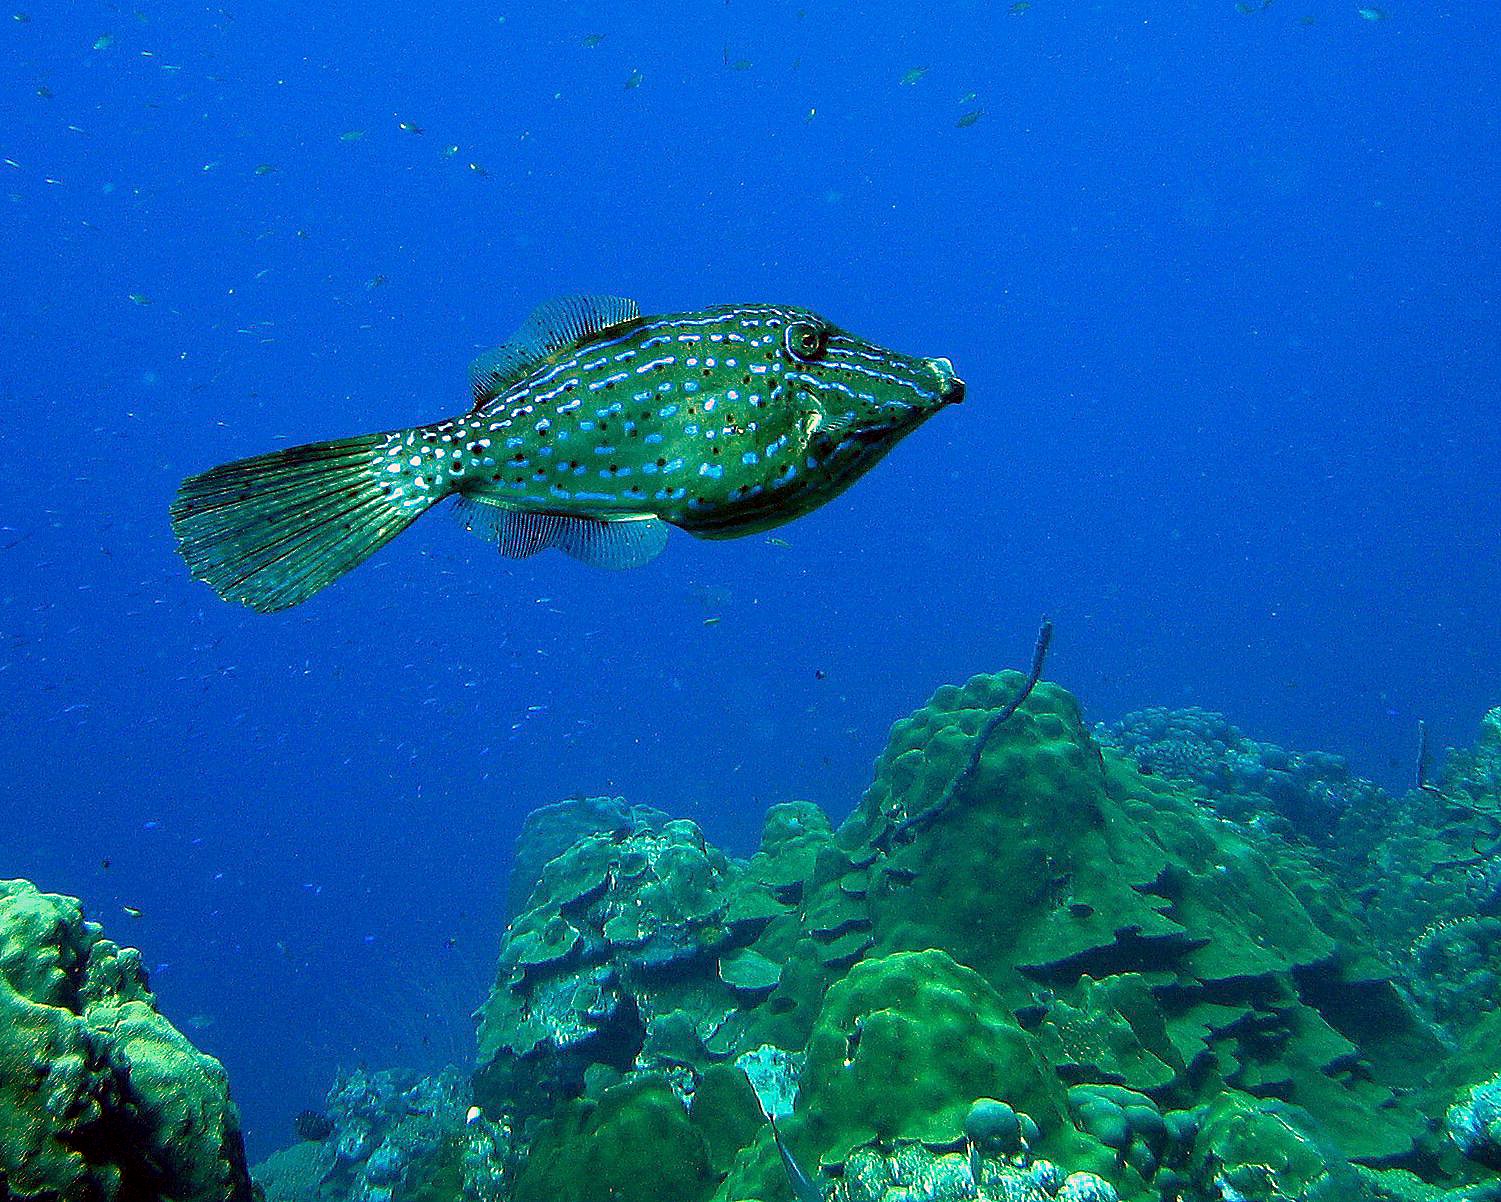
[170,428,448,612]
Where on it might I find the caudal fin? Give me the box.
[170,431,443,612]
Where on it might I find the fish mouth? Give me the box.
[928,356,965,404]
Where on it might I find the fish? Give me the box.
[170,295,964,612]
[770,1118,823,1202]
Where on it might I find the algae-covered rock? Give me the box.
[0,877,252,1201]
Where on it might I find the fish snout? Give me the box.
[929,356,965,404]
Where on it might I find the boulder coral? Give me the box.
[263,678,1501,1202]
[0,877,252,1201]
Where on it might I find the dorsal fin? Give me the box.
[469,295,642,406]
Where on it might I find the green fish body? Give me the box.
[171,295,963,612]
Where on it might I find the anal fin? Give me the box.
[455,495,667,570]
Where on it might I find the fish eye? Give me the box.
[784,321,827,363]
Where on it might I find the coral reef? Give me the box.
[1448,1074,1501,1171]
[255,678,1501,1202]
[1096,706,1383,842]
[1330,711,1501,1055]
[473,805,784,1118]
[0,877,253,1201]
[254,1065,510,1202]
[1103,704,1501,1059]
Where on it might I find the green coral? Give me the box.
[716,949,1117,1202]
[0,877,252,1201]
[515,1075,717,1202]
[1186,1092,1362,1201]
[446,678,1499,1202]
[826,675,1433,1161]
[474,815,783,1116]
[796,949,1073,1165]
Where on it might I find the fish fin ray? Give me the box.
[171,432,444,612]
[469,294,641,405]
[454,495,667,569]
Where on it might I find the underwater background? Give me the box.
[2,0,1499,1191]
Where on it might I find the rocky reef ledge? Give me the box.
[258,678,1501,1202]
[0,877,253,1200]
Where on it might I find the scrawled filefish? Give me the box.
[170,295,964,612]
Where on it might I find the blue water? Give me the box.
[1,0,1496,1160]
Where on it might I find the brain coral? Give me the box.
[0,877,252,1201]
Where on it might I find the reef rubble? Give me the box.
[253,679,1501,1202]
